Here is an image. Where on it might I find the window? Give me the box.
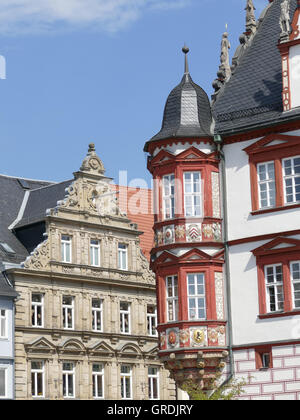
[92,364,104,399]
[245,134,300,214]
[121,365,132,400]
[166,276,178,322]
[148,367,160,400]
[0,310,7,339]
[255,347,273,370]
[31,361,44,398]
[118,244,128,271]
[120,302,131,334]
[90,240,100,267]
[147,305,158,337]
[187,274,206,320]
[63,363,75,399]
[62,296,74,330]
[0,368,6,399]
[291,261,300,309]
[283,156,300,204]
[184,172,202,217]
[61,235,72,263]
[253,237,300,317]
[257,162,276,209]
[92,299,103,332]
[162,174,175,220]
[265,264,284,313]
[31,294,44,328]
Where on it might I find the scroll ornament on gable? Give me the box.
[22,240,50,271]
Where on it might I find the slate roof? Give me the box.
[0,174,54,265]
[0,172,155,270]
[213,0,299,136]
[0,272,18,298]
[14,179,73,229]
[145,72,212,151]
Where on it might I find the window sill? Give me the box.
[251,203,300,216]
[258,309,300,319]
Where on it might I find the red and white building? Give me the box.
[144,0,300,399]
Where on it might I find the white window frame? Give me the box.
[265,264,284,313]
[0,309,7,339]
[62,296,75,330]
[184,172,202,217]
[62,362,75,399]
[120,302,131,335]
[148,367,160,400]
[166,276,178,322]
[147,305,158,337]
[92,364,104,400]
[118,244,128,271]
[90,239,100,267]
[257,161,276,209]
[187,273,206,321]
[290,261,300,309]
[61,235,72,263]
[31,361,45,398]
[0,367,7,399]
[162,174,175,220]
[120,365,132,400]
[31,294,44,328]
[92,299,103,332]
[283,156,300,205]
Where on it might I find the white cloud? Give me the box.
[0,0,191,35]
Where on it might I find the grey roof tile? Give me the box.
[213,0,299,135]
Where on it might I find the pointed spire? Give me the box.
[182,44,190,75]
[245,0,257,35]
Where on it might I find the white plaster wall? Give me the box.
[224,133,300,242]
[229,236,300,346]
[289,44,300,109]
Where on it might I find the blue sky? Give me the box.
[0,0,266,187]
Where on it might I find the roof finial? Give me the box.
[220,28,231,81]
[182,44,190,74]
[279,0,291,43]
[245,0,257,36]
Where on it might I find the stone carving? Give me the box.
[186,224,202,242]
[190,327,208,347]
[80,143,105,175]
[179,329,190,346]
[220,30,231,81]
[245,0,257,35]
[139,252,155,285]
[211,172,221,218]
[167,328,179,349]
[175,225,185,241]
[23,240,50,271]
[215,272,225,320]
[280,0,291,42]
[93,180,123,217]
[163,225,175,244]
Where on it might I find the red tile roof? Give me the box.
[112,185,154,261]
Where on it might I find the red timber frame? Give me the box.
[244,133,300,214]
[252,237,300,319]
[278,0,300,112]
